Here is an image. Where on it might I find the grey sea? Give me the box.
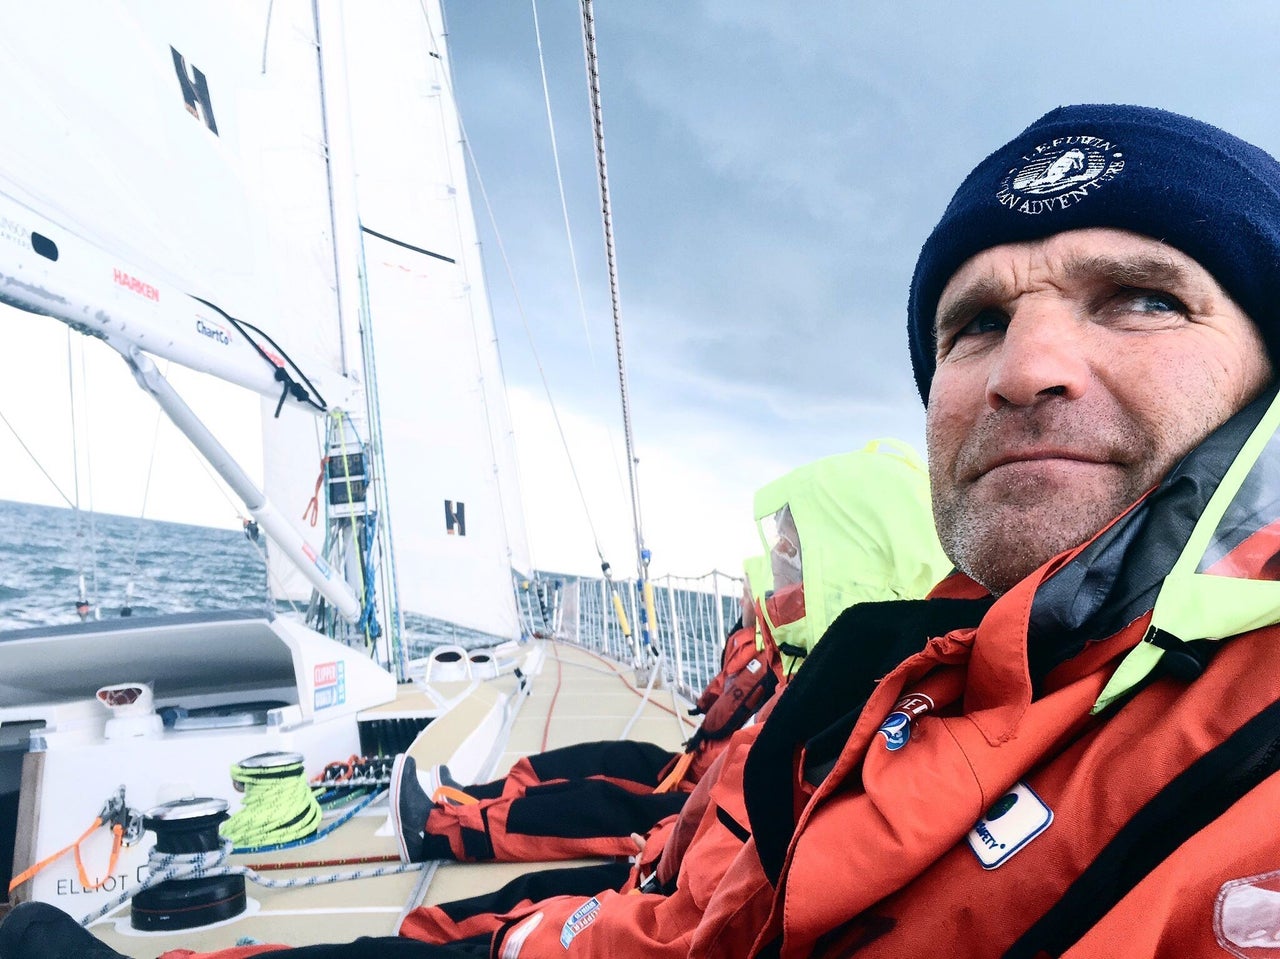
[0,499,516,652]
[0,500,734,687]
[0,499,269,629]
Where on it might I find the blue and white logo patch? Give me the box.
[996,134,1126,215]
[560,897,600,948]
[876,692,935,751]
[967,781,1053,869]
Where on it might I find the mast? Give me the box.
[307,0,401,665]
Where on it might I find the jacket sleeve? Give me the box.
[493,728,769,959]
[491,888,701,959]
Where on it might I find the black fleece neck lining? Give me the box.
[745,597,994,884]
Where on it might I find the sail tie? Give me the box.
[8,786,141,894]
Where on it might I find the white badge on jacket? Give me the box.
[966,781,1053,869]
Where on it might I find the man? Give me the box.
[677,103,1280,958]
[8,102,1277,959]
[485,104,1280,958]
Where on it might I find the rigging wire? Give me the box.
[260,0,275,74]
[71,333,100,617]
[529,0,595,364]
[122,362,172,612]
[350,229,403,668]
[529,0,639,565]
[175,433,303,618]
[578,0,648,580]
[0,409,76,509]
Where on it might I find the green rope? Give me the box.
[220,757,321,849]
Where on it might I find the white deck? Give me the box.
[77,640,691,956]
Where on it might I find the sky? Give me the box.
[3,0,1280,584]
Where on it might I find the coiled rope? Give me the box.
[226,788,382,856]
[220,757,322,849]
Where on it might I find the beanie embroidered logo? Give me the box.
[996,135,1126,215]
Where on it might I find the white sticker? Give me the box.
[560,897,600,948]
[501,912,543,959]
[966,781,1053,869]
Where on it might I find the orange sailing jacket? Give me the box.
[694,388,1280,958]
[692,542,1280,956]
[712,581,1280,957]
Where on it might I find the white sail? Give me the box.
[265,1,532,640]
[0,2,350,407]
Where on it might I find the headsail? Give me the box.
[340,0,532,641]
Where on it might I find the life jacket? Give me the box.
[699,386,1280,959]
[694,624,783,744]
[694,622,761,715]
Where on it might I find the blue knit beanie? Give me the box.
[908,104,1280,403]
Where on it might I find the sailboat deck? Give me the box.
[87,640,692,957]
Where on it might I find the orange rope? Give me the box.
[245,853,401,871]
[653,751,695,794]
[74,824,124,890]
[312,754,361,785]
[8,816,118,893]
[431,785,479,806]
[539,641,565,752]
[301,460,325,526]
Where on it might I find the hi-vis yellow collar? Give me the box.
[1095,388,1280,713]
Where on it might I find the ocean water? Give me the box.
[0,500,525,652]
[0,499,269,629]
[0,499,732,692]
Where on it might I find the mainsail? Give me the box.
[0,1,530,647]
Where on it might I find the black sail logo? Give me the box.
[171,47,219,135]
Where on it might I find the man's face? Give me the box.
[926,227,1274,595]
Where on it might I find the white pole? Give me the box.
[666,576,683,696]
[124,347,362,622]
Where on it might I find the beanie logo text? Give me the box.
[996,135,1125,214]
